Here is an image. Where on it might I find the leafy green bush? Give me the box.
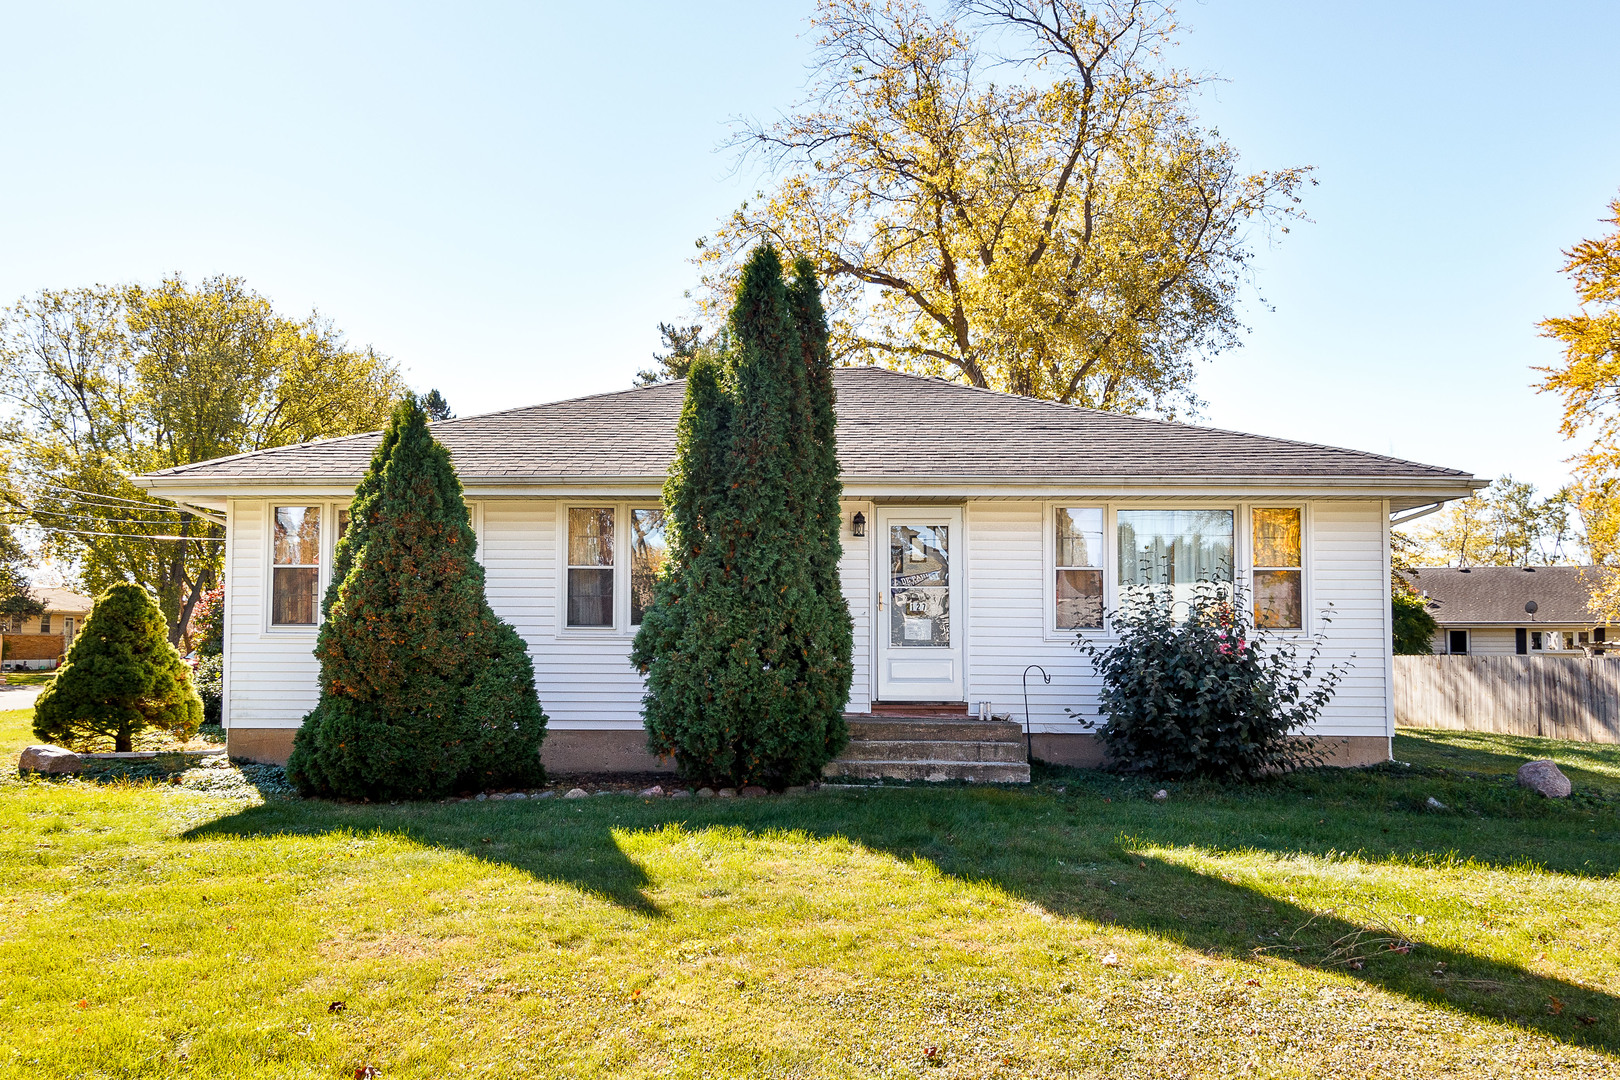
[1073,583,1345,779]
[286,395,547,799]
[33,583,203,752]
[193,653,224,726]
[191,585,224,657]
[1392,586,1437,655]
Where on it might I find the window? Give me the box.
[567,507,615,627]
[1448,629,1468,655]
[1054,507,1104,629]
[1252,508,1303,629]
[1117,509,1234,612]
[629,508,667,626]
[1531,630,1544,651]
[64,618,75,640]
[272,505,321,625]
[38,614,51,634]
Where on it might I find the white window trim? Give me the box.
[1040,501,1315,640]
[555,501,664,638]
[264,502,325,634]
[1244,502,1313,636]
[263,496,484,634]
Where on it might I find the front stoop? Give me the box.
[825,714,1031,783]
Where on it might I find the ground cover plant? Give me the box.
[2,700,1618,1079]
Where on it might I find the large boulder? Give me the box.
[1516,759,1572,798]
[19,745,82,775]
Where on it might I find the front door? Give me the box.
[876,507,964,701]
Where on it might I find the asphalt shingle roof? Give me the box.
[143,366,1473,486]
[1407,565,1607,625]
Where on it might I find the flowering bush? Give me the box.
[1072,581,1347,780]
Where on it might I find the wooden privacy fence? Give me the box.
[1394,655,1620,743]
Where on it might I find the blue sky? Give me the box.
[2,1,1617,494]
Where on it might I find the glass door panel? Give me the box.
[890,523,949,647]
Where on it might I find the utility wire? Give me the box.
[27,524,224,542]
[30,482,178,511]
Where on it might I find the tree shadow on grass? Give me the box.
[784,787,1620,1057]
[182,796,665,917]
[181,779,1619,1055]
[1395,729,1620,798]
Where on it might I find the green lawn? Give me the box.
[3,707,1618,1079]
[0,671,55,687]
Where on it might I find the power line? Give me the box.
[30,482,178,511]
[28,524,224,542]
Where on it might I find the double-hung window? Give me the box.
[39,614,51,634]
[272,505,321,625]
[567,508,615,627]
[1252,508,1303,629]
[1054,508,1104,630]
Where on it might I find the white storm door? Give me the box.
[875,508,965,701]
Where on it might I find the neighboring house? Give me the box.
[1,587,94,670]
[135,367,1480,770]
[1405,565,1616,656]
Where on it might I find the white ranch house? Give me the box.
[137,368,1481,772]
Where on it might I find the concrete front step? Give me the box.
[835,738,1028,764]
[843,718,1025,742]
[822,760,1032,783]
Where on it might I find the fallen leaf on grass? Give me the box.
[328,1001,346,1014]
[1100,953,1119,967]
[1580,1015,1598,1026]
[1244,979,1261,986]
[74,999,89,1009]
[1548,997,1565,1016]
[354,1067,380,1080]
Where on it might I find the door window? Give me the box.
[889,523,949,647]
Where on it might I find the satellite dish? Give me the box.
[1525,600,1539,615]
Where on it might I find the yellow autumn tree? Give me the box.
[701,0,1312,413]
[1538,193,1620,617]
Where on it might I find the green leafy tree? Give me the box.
[632,246,851,787]
[33,582,202,751]
[0,524,41,620]
[0,275,405,642]
[1404,476,1577,567]
[421,389,455,421]
[634,322,728,386]
[286,396,547,799]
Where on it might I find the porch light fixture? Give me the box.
[851,511,866,538]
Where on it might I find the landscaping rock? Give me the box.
[697,787,715,798]
[18,745,81,775]
[1426,796,1448,810]
[509,792,527,800]
[1517,760,1572,798]
[668,789,692,799]
[716,787,737,798]
[563,788,588,799]
[739,785,767,798]
[639,785,665,797]
[475,793,487,801]
[1152,789,1169,801]
[535,790,554,799]
[489,793,506,800]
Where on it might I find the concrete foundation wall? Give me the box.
[1031,732,1390,769]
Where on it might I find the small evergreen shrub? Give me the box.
[286,395,547,799]
[1073,582,1346,780]
[33,582,203,752]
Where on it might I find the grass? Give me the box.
[0,671,55,687]
[1396,726,1620,797]
[2,708,1618,1078]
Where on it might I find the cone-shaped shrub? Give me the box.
[632,245,852,787]
[33,583,202,752]
[287,395,547,798]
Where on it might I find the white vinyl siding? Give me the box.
[222,494,1393,740]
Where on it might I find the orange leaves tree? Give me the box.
[702,0,1311,414]
[1539,193,1620,617]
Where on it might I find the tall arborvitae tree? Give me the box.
[287,396,546,799]
[788,256,855,725]
[632,245,851,787]
[33,583,202,751]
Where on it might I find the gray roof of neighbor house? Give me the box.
[138,367,1476,498]
[32,588,92,615]
[1406,566,1609,626]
